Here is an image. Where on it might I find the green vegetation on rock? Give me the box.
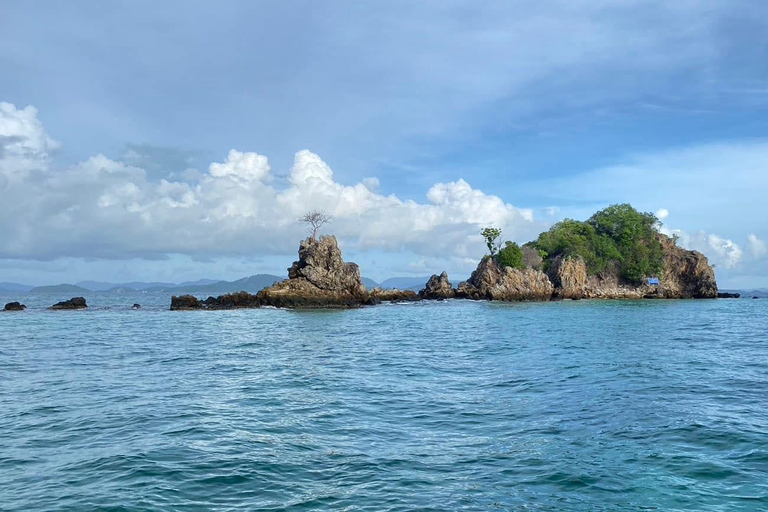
[497,241,525,270]
[532,204,664,284]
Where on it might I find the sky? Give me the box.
[1,0,767,288]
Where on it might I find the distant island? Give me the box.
[167,204,725,311]
[5,204,758,313]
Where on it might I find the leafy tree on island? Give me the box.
[300,209,332,240]
[481,227,502,256]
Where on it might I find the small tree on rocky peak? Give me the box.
[300,209,331,240]
[481,227,502,256]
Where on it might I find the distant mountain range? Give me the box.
[0,275,399,295]
[0,273,480,295]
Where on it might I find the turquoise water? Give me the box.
[2,294,767,511]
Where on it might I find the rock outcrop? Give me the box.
[718,292,740,299]
[454,232,718,302]
[3,302,26,311]
[258,236,371,308]
[456,257,554,301]
[548,255,588,299]
[170,295,202,310]
[419,271,455,299]
[369,288,421,303]
[656,235,718,299]
[171,291,261,310]
[50,297,87,310]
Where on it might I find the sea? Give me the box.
[1,293,767,511]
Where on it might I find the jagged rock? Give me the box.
[718,292,740,299]
[131,303,141,309]
[370,288,422,303]
[50,297,87,310]
[258,236,370,309]
[658,236,718,298]
[3,302,26,311]
[170,295,202,310]
[457,256,554,301]
[548,255,588,299]
[419,271,455,300]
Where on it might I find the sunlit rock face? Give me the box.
[258,235,372,309]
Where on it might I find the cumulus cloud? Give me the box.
[0,102,538,262]
[0,102,60,181]
[660,226,743,269]
[748,234,767,259]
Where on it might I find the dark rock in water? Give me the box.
[3,301,26,311]
[203,291,260,309]
[131,303,141,309]
[419,271,455,300]
[258,235,371,309]
[170,294,202,310]
[370,288,421,303]
[171,291,260,310]
[753,296,760,300]
[50,297,87,310]
[717,292,741,299]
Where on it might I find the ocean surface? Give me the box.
[1,293,767,511]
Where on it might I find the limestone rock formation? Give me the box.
[656,236,718,299]
[50,297,87,310]
[548,255,588,299]
[258,236,371,308]
[3,302,26,311]
[457,257,554,301]
[419,271,455,299]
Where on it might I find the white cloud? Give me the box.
[0,102,538,263]
[656,208,669,221]
[0,102,60,182]
[748,234,767,259]
[662,227,743,269]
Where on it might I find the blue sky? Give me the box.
[1,1,767,287]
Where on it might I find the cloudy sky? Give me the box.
[1,1,767,287]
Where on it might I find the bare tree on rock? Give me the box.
[300,209,332,240]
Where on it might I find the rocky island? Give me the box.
[170,204,719,310]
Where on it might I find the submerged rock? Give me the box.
[258,235,371,309]
[50,297,87,310]
[419,271,455,300]
[3,302,26,311]
[370,288,421,303]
